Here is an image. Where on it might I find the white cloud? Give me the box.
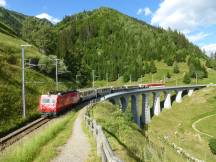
[36,13,60,24]
[201,43,216,56]
[137,7,152,16]
[151,0,216,32]
[0,0,6,7]
[187,32,209,42]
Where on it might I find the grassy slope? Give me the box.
[0,111,77,162]
[91,102,186,162]
[196,114,216,137]
[0,32,69,136]
[148,87,216,162]
[94,61,216,88]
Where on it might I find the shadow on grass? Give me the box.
[103,127,144,162]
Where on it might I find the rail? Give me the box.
[0,117,50,151]
[84,100,123,162]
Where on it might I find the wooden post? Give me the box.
[96,125,103,157]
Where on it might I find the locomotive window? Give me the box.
[42,98,50,104]
[42,98,56,104]
[51,99,56,103]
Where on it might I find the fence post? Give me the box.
[93,119,97,137]
[97,125,103,157]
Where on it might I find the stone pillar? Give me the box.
[120,96,128,112]
[109,97,120,106]
[175,90,183,103]
[153,92,160,116]
[188,89,194,97]
[131,95,140,127]
[164,91,171,109]
[141,93,151,125]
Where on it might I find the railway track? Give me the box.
[0,117,50,151]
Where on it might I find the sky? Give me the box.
[0,0,216,56]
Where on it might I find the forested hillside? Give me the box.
[21,7,211,85]
[0,7,27,35]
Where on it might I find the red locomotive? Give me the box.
[39,91,80,116]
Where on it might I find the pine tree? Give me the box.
[150,61,157,73]
[173,62,180,73]
[166,72,171,78]
[183,73,191,84]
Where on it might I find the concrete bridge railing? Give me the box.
[101,85,206,127]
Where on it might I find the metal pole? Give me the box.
[130,75,132,84]
[92,70,95,88]
[55,59,58,91]
[106,72,108,86]
[151,73,153,83]
[22,48,26,118]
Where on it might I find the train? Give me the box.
[38,83,165,116]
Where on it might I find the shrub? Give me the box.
[166,72,171,78]
[173,62,180,73]
[209,138,216,154]
[183,72,191,84]
[6,54,17,65]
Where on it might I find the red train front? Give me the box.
[39,91,80,116]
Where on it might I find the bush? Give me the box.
[183,73,191,84]
[6,54,17,65]
[173,62,180,73]
[209,138,216,154]
[166,72,171,78]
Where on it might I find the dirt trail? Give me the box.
[52,108,90,162]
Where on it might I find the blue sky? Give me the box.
[1,0,216,55]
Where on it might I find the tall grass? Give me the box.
[0,111,77,162]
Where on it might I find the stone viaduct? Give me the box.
[101,85,206,127]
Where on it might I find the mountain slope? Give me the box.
[0,7,27,35]
[53,7,207,82]
[0,31,69,136]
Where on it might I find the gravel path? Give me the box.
[52,108,90,162]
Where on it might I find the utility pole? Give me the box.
[106,72,108,86]
[130,75,132,84]
[151,73,153,83]
[55,58,58,91]
[92,70,95,88]
[21,44,32,118]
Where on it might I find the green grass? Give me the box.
[94,61,216,88]
[0,32,42,59]
[82,119,101,162]
[148,87,216,162]
[0,111,77,162]
[0,31,71,136]
[195,114,216,137]
[91,102,186,162]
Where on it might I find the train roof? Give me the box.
[48,90,78,95]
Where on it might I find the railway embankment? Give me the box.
[0,111,77,162]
